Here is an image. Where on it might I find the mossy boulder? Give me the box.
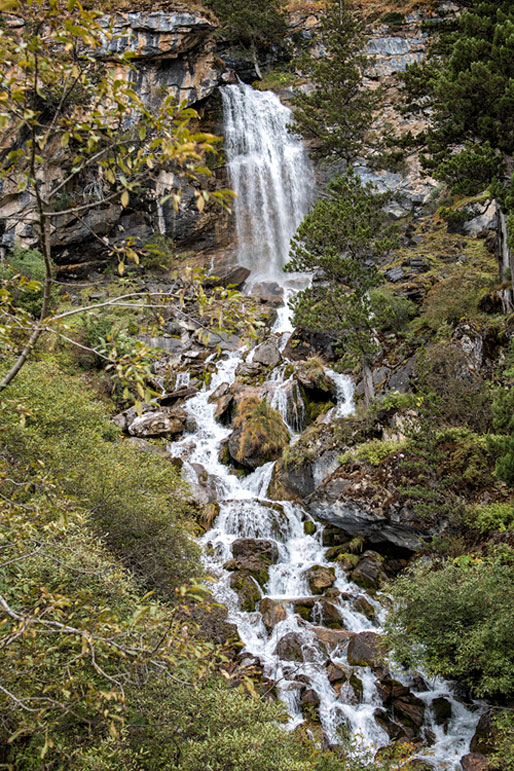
[228,397,290,470]
[305,565,336,594]
[228,570,262,612]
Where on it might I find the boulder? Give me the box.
[127,407,187,438]
[295,359,337,401]
[305,565,336,595]
[235,361,263,378]
[460,754,490,771]
[229,571,262,612]
[311,626,352,654]
[259,598,287,630]
[432,696,452,727]
[470,711,496,755]
[204,264,251,289]
[351,551,388,590]
[252,339,282,368]
[347,631,385,669]
[274,632,305,662]
[228,397,290,469]
[231,538,279,568]
[293,597,344,628]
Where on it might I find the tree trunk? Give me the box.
[251,41,262,80]
[362,359,374,408]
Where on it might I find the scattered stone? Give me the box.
[235,361,263,378]
[127,407,187,438]
[351,551,388,590]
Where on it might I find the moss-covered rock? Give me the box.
[228,397,290,469]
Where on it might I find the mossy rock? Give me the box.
[229,570,262,612]
[228,397,290,470]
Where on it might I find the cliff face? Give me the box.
[0,3,460,275]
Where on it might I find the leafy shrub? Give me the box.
[411,268,490,333]
[339,438,405,467]
[3,361,199,596]
[0,247,57,317]
[415,343,492,433]
[386,547,514,698]
[464,501,514,534]
[369,287,416,334]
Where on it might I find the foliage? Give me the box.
[0,248,57,318]
[415,342,492,433]
[410,268,491,334]
[464,501,514,534]
[369,287,416,334]
[491,712,514,771]
[290,1,377,161]
[339,438,405,467]
[0,0,231,392]
[205,0,286,76]
[385,546,514,698]
[286,169,397,404]
[2,361,199,595]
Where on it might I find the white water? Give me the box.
[221,82,315,281]
[165,85,480,766]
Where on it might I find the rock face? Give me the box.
[0,9,228,266]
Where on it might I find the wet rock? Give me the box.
[235,361,263,378]
[351,551,388,590]
[231,538,279,567]
[301,688,320,708]
[327,662,348,683]
[294,597,345,629]
[253,339,282,368]
[470,710,496,755]
[305,565,336,594]
[228,397,290,469]
[229,571,261,612]
[269,457,315,501]
[392,695,426,728]
[311,626,352,654]
[353,595,376,621]
[204,264,251,289]
[274,632,305,662]
[432,696,452,727]
[259,597,287,630]
[347,631,385,669]
[460,753,490,771]
[295,359,337,401]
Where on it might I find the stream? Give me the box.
[167,83,481,768]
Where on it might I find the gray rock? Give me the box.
[253,339,282,367]
[204,264,251,289]
[128,408,187,438]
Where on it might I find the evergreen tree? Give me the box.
[290,1,376,161]
[206,0,286,79]
[286,170,397,405]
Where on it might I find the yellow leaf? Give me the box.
[121,190,129,208]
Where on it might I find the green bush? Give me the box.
[385,547,514,698]
[0,247,57,317]
[369,287,416,334]
[464,501,514,534]
[2,360,199,596]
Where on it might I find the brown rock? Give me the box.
[311,626,352,653]
[305,565,336,595]
[393,695,425,728]
[347,631,385,669]
[461,753,490,771]
[259,597,287,630]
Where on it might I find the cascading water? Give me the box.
[221,82,315,280]
[166,85,481,767]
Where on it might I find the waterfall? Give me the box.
[221,83,315,280]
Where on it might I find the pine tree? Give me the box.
[286,170,397,405]
[206,0,286,79]
[290,1,376,161]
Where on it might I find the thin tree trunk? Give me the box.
[251,41,262,80]
[362,358,374,408]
